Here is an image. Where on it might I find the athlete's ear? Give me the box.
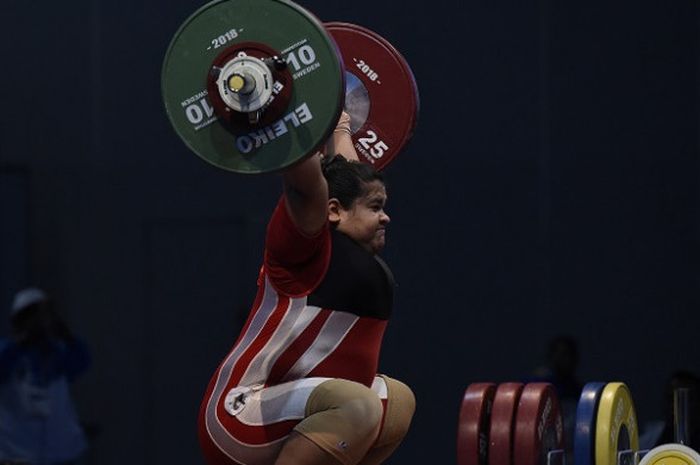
[328,198,342,225]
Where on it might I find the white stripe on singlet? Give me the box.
[205,278,364,464]
[236,377,331,426]
[371,376,388,399]
[235,375,388,426]
[281,311,359,382]
[238,297,322,386]
[205,276,290,464]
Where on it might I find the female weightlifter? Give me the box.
[198,112,415,465]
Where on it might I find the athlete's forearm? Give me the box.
[325,111,359,162]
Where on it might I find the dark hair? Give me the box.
[321,155,385,209]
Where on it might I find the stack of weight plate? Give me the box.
[457,382,564,465]
[458,381,700,465]
[575,382,700,465]
[574,382,638,465]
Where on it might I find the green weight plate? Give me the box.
[162,0,344,174]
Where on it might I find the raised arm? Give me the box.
[324,111,359,162]
[282,153,328,236]
[282,112,358,235]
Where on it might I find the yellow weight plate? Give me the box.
[638,444,700,465]
[595,382,639,465]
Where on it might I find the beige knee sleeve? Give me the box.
[357,376,416,465]
[374,376,415,448]
[294,379,383,465]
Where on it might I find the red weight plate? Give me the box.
[325,22,419,171]
[489,383,525,465]
[514,383,565,465]
[458,383,497,465]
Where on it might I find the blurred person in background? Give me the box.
[531,335,583,461]
[0,287,90,465]
[640,370,700,450]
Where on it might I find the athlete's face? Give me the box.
[329,180,390,255]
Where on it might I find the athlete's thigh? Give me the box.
[199,377,331,465]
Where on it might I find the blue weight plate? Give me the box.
[573,382,607,465]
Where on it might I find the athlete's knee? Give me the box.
[391,377,416,424]
[295,379,384,465]
[306,379,383,432]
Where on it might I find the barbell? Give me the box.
[161,0,419,174]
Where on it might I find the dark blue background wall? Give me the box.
[1,0,698,464]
